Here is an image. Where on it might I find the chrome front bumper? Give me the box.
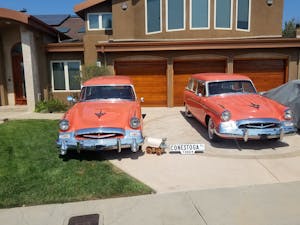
[56,127,144,155]
[215,118,296,142]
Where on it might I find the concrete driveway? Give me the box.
[109,107,300,193]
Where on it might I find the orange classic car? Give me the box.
[57,76,143,155]
[183,73,297,142]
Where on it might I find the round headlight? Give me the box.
[221,110,231,122]
[59,119,69,131]
[284,109,293,120]
[130,117,140,129]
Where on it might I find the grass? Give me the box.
[0,120,152,208]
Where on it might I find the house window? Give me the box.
[87,13,112,30]
[167,0,185,31]
[146,0,161,34]
[191,0,209,29]
[215,0,232,29]
[237,0,250,31]
[51,61,81,91]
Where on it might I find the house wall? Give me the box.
[82,0,283,65]
[79,1,112,64]
[34,31,52,103]
[110,0,283,40]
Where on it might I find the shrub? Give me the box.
[81,65,111,82]
[35,99,68,113]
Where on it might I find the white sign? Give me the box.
[169,144,205,154]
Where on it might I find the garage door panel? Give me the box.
[116,62,166,75]
[234,60,284,72]
[174,60,226,74]
[234,59,286,92]
[115,61,167,106]
[173,74,191,106]
[173,60,227,106]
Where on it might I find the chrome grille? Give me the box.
[239,123,280,129]
[77,133,123,139]
[75,127,125,140]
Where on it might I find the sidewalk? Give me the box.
[0,111,63,122]
[1,181,300,225]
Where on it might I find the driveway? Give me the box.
[108,107,300,193]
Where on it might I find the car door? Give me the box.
[184,78,197,114]
[193,81,207,124]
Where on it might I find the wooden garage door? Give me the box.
[173,60,227,106]
[234,59,286,92]
[115,60,167,106]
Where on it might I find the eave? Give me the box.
[74,0,108,18]
[46,42,84,52]
[96,38,300,53]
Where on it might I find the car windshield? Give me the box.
[208,80,256,96]
[80,85,136,101]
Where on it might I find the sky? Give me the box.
[0,0,299,23]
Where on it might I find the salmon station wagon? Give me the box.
[184,73,297,142]
[57,76,143,155]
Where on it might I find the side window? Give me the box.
[186,78,194,90]
[80,87,86,100]
[87,13,112,30]
[192,80,198,93]
[197,81,206,96]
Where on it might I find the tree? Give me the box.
[282,18,296,38]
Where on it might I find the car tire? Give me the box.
[184,105,193,118]
[207,118,220,142]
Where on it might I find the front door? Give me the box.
[12,54,27,105]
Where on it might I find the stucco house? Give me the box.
[1,0,300,110]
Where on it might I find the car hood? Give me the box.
[65,101,140,131]
[210,94,285,120]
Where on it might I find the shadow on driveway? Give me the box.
[179,110,289,151]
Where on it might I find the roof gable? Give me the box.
[74,0,108,16]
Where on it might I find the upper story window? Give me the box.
[236,0,250,31]
[146,0,162,34]
[215,0,232,29]
[166,0,185,31]
[87,13,112,30]
[190,0,210,29]
[51,61,81,91]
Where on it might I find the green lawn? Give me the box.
[0,120,152,208]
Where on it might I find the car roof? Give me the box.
[191,73,251,82]
[83,76,133,86]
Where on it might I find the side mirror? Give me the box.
[140,97,144,103]
[197,93,202,97]
[67,96,76,103]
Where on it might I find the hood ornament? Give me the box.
[95,110,106,119]
[249,102,260,109]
